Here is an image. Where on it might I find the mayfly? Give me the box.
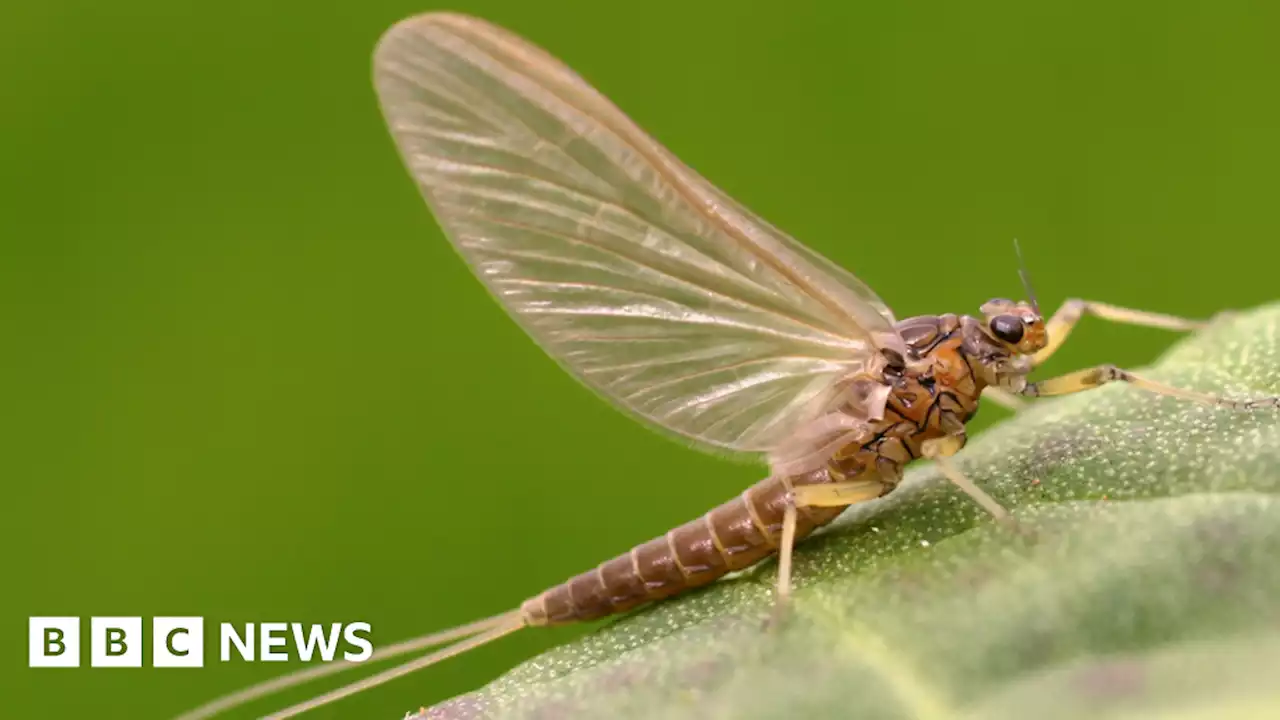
[180,11,1279,720]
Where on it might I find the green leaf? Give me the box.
[424,302,1280,720]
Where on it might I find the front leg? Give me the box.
[1033,299,1209,368]
[1023,364,1280,410]
[982,386,1028,412]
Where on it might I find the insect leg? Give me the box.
[982,386,1028,411]
[1023,364,1280,410]
[775,480,887,608]
[791,479,888,508]
[1033,299,1209,367]
[921,436,1014,525]
[776,500,798,609]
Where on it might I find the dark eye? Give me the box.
[990,314,1025,344]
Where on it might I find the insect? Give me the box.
[178,12,1279,720]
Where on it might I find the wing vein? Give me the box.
[464,213,851,342]
[373,13,897,458]
[440,19,871,332]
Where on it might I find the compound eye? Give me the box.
[990,314,1025,344]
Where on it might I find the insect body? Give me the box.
[177,12,1279,720]
[526,308,1030,626]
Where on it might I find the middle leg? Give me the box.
[920,435,1015,526]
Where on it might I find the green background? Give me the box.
[2,1,1277,718]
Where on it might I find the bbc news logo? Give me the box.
[29,617,373,668]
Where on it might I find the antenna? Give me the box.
[1013,238,1040,315]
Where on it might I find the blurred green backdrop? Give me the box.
[2,0,1278,718]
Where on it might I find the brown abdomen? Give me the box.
[520,469,857,626]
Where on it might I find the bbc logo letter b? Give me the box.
[30,617,80,667]
[91,617,142,667]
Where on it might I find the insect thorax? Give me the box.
[822,313,1023,485]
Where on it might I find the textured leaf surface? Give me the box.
[422,302,1280,720]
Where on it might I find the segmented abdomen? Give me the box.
[520,469,855,626]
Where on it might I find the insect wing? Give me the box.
[373,13,903,458]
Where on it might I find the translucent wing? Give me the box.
[373,13,903,459]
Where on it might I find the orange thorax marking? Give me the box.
[932,342,975,397]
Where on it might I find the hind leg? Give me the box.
[775,479,887,609]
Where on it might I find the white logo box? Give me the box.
[29,616,204,668]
